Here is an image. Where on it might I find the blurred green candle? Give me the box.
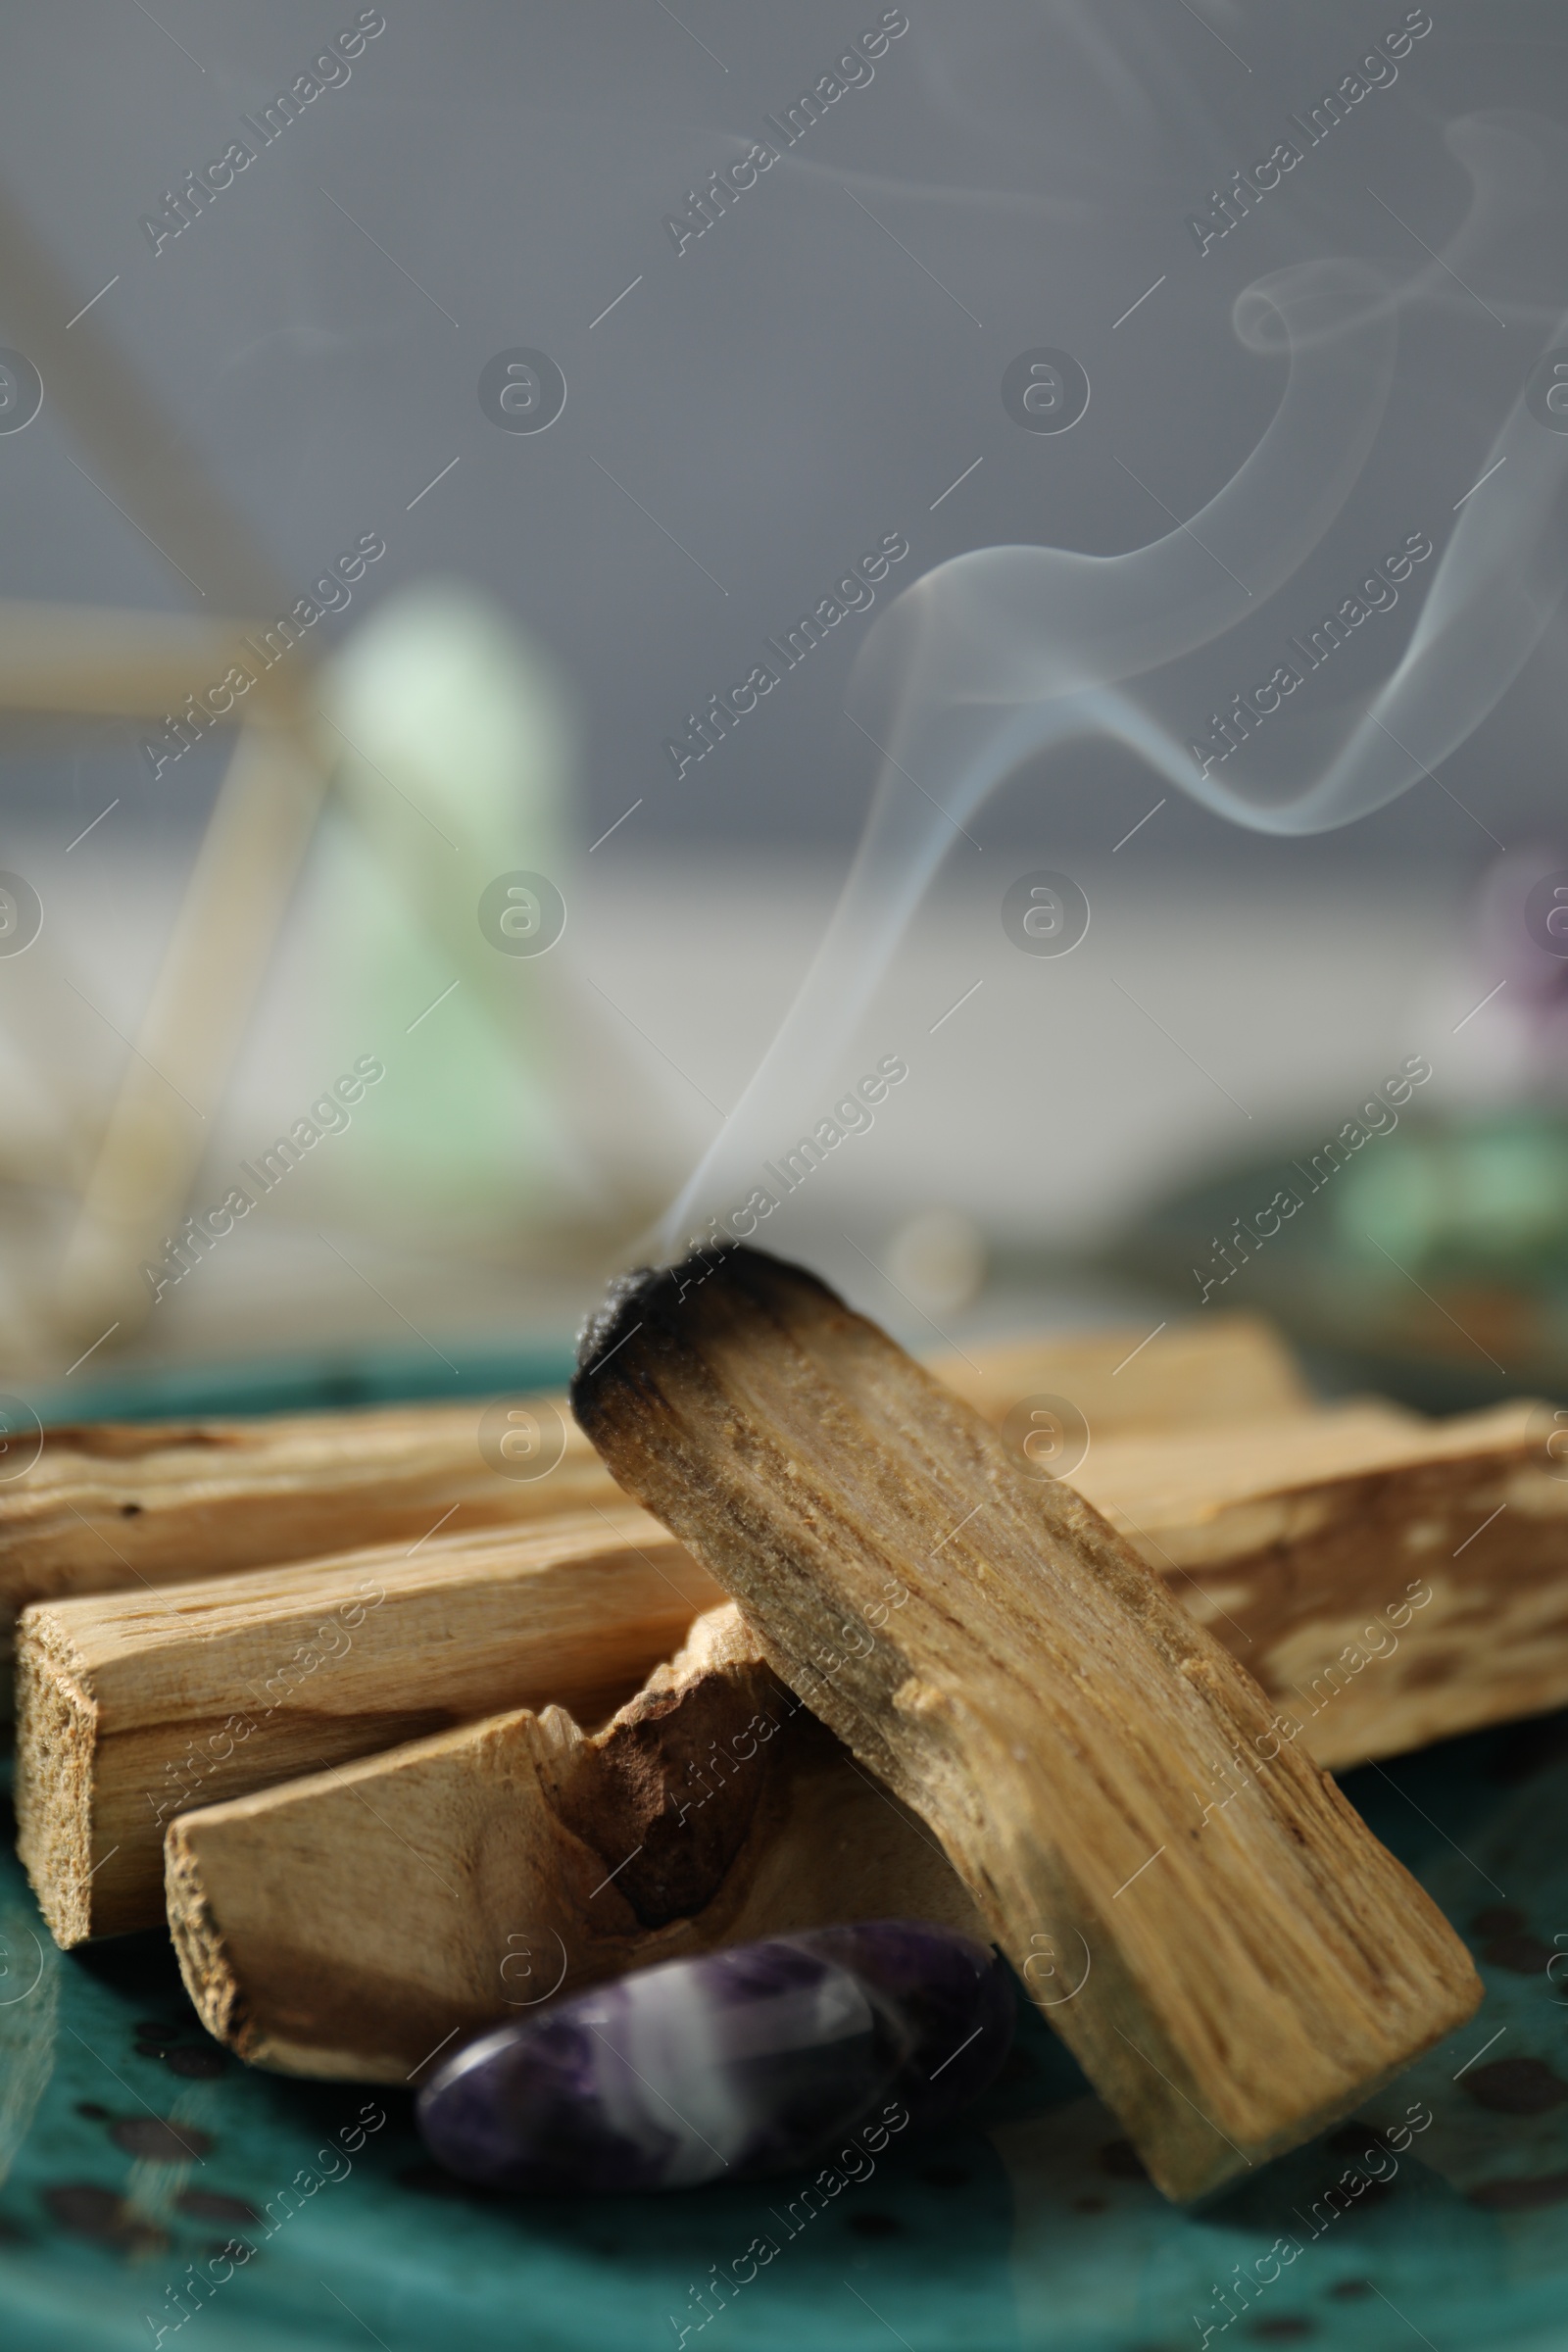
[310,581,607,1242]
[1338,1111,1568,1281]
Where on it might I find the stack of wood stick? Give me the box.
[11,1299,1566,2199]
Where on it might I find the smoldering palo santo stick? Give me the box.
[570,1244,1482,2204]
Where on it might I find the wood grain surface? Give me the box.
[570,1247,1482,2203]
[0,1315,1303,1660]
[17,1507,720,1943]
[166,1605,981,2081]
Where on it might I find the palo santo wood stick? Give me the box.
[0,602,302,720]
[18,1507,722,1946]
[932,1310,1309,1436]
[0,177,324,1349]
[153,1399,1563,2078]
[30,1396,1561,1946]
[570,1247,1482,2204]
[58,717,332,1341]
[167,1605,982,2082]
[0,1396,616,1666]
[25,1387,1557,1942]
[0,1317,1301,1657]
[1073,1397,1568,1772]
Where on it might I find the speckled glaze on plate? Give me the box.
[2,1352,1567,2352]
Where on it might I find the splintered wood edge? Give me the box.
[164,1709,554,2083]
[165,1822,256,2058]
[163,1607,782,2079]
[15,1608,96,1948]
[163,1602,987,2082]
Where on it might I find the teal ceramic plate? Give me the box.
[3,1352,1567,2352]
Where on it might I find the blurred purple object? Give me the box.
[416,1921,1014,2194]
[792,1919,1016,2132]
[1467,848,1568,1094]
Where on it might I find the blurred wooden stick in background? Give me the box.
[55,717,331,1335]
[0,174,332,1351]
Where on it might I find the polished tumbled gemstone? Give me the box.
[417,1921,1014,2194]
[790,1921,1016,2132]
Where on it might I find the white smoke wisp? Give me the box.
[662,114,1568,1253]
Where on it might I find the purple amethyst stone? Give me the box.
[417,1922,1013,2194]
[791,1921,1016,2132]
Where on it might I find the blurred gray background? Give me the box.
[2,1,1566,1389]
[3,0,1562,868]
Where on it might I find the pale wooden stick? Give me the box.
[0,603,296,719]
[0,1397,613,1663]
[17,1506,722,1945]
[930,1310,1309,1434]
[144,1386,1565,2093]
[1077,1396,1568,1769]
[161,1386,1568,2080]
[0,1315,1306,1656]
[166,1605,982,2082]
[56,718,332,1340]
[0,175,289,616]
[0,187,330,1351]
[24,1394,1562,1944]
[570,1249,1482,2203]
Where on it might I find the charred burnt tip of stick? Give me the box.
[571,1245,836,1401]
